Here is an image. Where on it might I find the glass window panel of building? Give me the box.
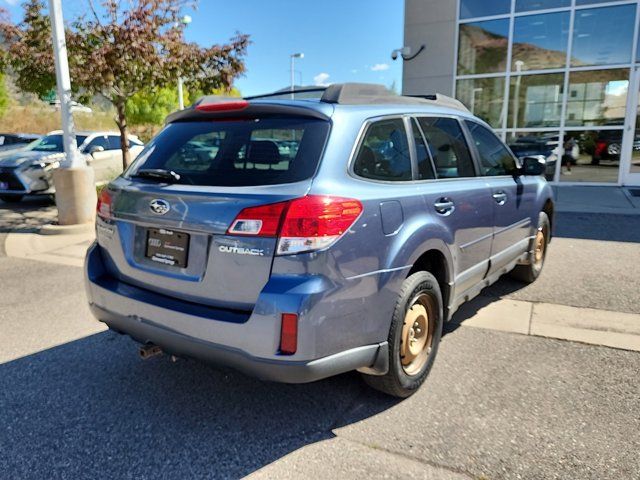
[512,12,570,72]
[515,0,570,13]
[457,77,506,128]
[566,69,629,127]
[459,0,510,20]
[458,19,510,75]
[571,4,636,67]
[509,73,565,129]
[633,99,640,174]
[507,131,560,181]
[575,0,629,5]
[560,130,622,182]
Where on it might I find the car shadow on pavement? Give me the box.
[0,330,400,479]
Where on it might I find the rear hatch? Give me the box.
[97,111,331,311]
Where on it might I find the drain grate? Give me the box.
[628,188,640,197]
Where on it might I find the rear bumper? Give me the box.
[85,242,386,383]
[91,303,383,383]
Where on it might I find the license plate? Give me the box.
[0,181,8,190]
[145,228,189,268]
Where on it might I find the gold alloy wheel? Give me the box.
[534,227,546,268]
[400,293,435,376]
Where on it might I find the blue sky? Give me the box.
[1,0,405,96]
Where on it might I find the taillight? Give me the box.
[279,313,298,355]
[595,140,607,156]
[277,196,363,255]
[96,189,112,219]
[227,201,288,236]
[227,195,363,255]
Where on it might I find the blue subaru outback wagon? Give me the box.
[85,83,553,397]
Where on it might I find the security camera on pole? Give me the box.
[49,0,97,226]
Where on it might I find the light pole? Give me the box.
[49,0,96,226]
[290,53,304,99]
[178,15,192,109]
[49,0,81,168]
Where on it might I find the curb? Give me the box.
[4,229,95,268]
[452,296,640,353]
[39,222,95,236]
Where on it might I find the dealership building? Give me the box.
[402,0,640,186]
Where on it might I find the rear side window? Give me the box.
[127,119,330,186]
[417,117,476,178]
[108,136,122,150]
[465,121,518,176]
[87,135,109,150]
[411,119,436,180]
[353,118,412,181]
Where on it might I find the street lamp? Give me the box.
[290,53,304,99]
[48,0,96,226]
[177,15,192,110]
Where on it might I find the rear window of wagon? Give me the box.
[126,118,330,187]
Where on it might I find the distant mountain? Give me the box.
[458,24,576,74]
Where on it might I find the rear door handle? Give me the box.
[492,191,507,205]
[434,197,455,215]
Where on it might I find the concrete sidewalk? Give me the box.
[452,296,640,352]
[4,229,94,267]
[553,185,640,214]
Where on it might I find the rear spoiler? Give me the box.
[165,96,332,124]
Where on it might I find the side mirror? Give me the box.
[89,145,105,155]
[520,156,546,176]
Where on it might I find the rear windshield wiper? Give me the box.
[131,169,181,183]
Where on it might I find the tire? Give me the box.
[510,211,550,284]
[362,271,443,398]
[0,195,23,203]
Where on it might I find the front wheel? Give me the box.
[510,211,550,283]
[362,271,443,398]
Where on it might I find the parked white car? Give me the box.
[0,130,144,202]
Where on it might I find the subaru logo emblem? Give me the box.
[149,199,170,215]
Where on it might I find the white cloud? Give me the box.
[351,69,358,74]
[371,63,390,72]
[313,72,330,86]
[2,0,19,4]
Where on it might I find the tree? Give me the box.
[0,0,250,168]
[0,74,8,117]
[126,87,181,126]
[126,86,241,127]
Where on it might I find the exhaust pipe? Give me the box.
[139,344,163,360]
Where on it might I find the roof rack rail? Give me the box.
[245,83,469,112]
[405,93,470,112]
[319,83,469,111]
[246,86,327,101]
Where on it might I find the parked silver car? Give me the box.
[0,130,143,202]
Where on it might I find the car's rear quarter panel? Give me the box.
[268,108,460,357]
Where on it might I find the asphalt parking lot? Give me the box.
[1,253,639,479]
